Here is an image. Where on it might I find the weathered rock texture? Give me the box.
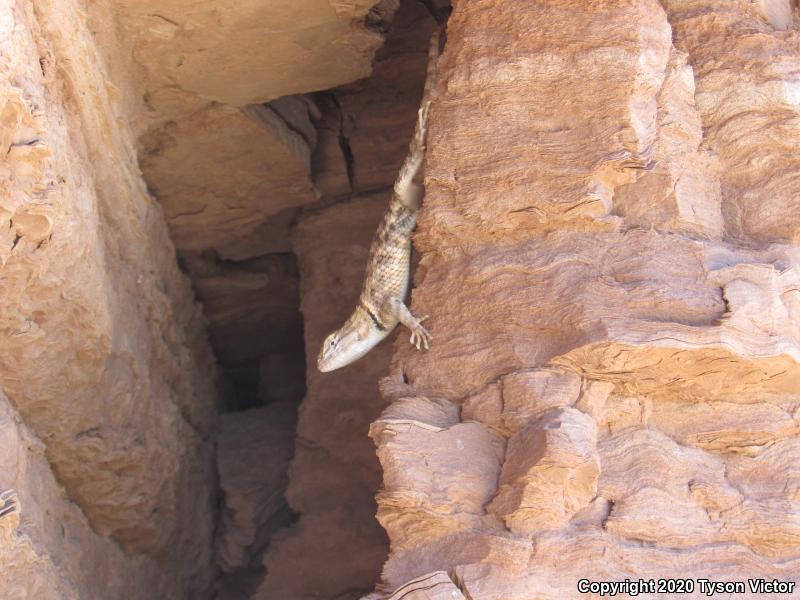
[112,0,404,267]
[214,403,297,599]
[0,0,218,596]
[368,0,800,597]
[0,396,178,599]
[2,0,434,597]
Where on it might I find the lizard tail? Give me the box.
[394,28,442,210]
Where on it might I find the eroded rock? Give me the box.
[368,0,800,597]
[0,394,175,599]
[0,3,218,590]
[139,103,316,255]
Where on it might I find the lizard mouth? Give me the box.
[317,355,333,373]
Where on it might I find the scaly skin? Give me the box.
[318,32,440,373]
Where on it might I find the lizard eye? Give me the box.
[329,339,336,348]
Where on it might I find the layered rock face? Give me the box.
[0,0,218,597]
[369,0,800,597]
[0,395,173,599]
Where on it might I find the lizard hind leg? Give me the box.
[386,297,432,351]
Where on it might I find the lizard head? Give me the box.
[317,312,386,372]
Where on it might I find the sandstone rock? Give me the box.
[0,394,174,599]
[336,1,437,193]
[417,0,672,250]
[487,408,599,535]
[0,3,218,591]
[371,395,504,548]
[139,103,316,255]
[368,0,800,597]
[365,572,466,600]
[662,0,800,245]
[113,0,398,110]
[214,207,300,261]
[499,368,583,435]
[612,48,723,239]
[403,230,727,399]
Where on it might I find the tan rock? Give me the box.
[487,408,599,535]
[113,0,397,109]
[336,1,437,193]
[139,103,316,254]
[461,383,504,435]
[612,48,723,238]
[499,368,582,434]
[0,394,174,599]
[367,572,466,600]
[0,3,217,590]
[402,230,727,400]
[662,0,800,244]
[371,396,504,547]
[417,0,672,250]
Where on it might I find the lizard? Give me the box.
[317,31,440,373]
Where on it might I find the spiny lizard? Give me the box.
[317,31,440,373]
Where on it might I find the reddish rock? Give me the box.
[369,0,800,597]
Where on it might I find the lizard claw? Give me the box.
[409,315,432,351]
[0,489,19,519]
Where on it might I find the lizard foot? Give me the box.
[0,489,19,519]
[408,315,432,351]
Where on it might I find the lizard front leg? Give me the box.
[385,297,432,350]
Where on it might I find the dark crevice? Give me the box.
[419,0,452,24]
[214,506,299,600]
[202,3,450,597]
[261,99,316,149]
[364,4,394,34]
[332,94,356,193]
[183,247,306,414]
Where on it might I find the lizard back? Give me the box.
[359,193,417,329]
